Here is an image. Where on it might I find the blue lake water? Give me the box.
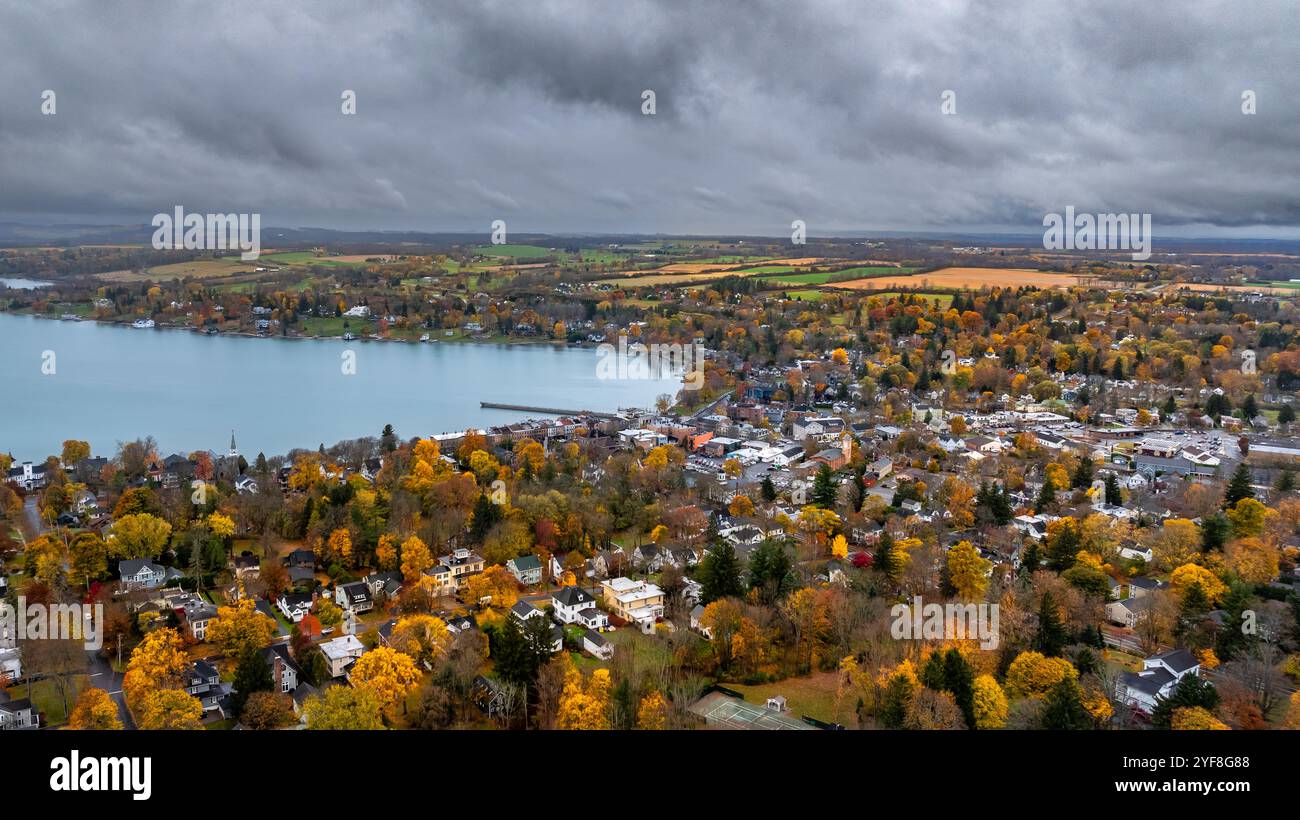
[0,313,678,461]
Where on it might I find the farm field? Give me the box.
[259,251,370,267]
[594,257,837,286]
[97,257,257,282]
[757,265,915,286]
[828,266,1087,290]
[1165,282,1295,295]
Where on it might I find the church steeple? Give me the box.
[228,430,238,458]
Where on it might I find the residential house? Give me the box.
[320,634,366,678]
[177,594,219,641]
[186,660,232,714]
[506,555,544,586]
[441,549,485,591]
[582,629,613,661]
[0,697,38,730]
[552,586,608,629]
[261,644,302,694]
[1105,595,1154,628]
[601,577,665,633]
[118,558,183,591]
[277,591,314,623]
[1116,650,1201,713]
[335,581,373,615]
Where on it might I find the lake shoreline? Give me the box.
[1,307,599,348]
[0,310,678,462]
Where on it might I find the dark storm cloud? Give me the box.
[0,0,1298,236]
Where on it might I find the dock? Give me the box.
[480,402,620,420]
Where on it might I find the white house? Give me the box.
[320,634,366,678]
[551,586,608,629]
[1116,650,1201,713]
[277,592,313,623]
[582,628,613,660]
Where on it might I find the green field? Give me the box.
[298,316,376,337]
[471,244,556,259]
[1247,280,1300,289]
[757,265,916,286]
[779,289,825,301]
[257,252,368,268]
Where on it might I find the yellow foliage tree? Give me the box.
[206,597,276,657]
[303,685,385,729]
[1004,651,1078,699]
[122,627,189,711]
[328,528,353,566]
[375,533,398,571]
[350,646,422,712]
[67,687,123,730]
[400,535,433,582]
[557,666,612,730]
[972,674,1008,729]
[945,540,990,600]
[137,688,204,730]
[831,533,848,559]
[460,565,520,609]
[1170,563,1228,606]
[637,690,669,730]
[1171,706,1229,730]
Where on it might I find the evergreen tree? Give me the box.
[1278,404,1296,425]
[470,492,502,542]
[1242,394,1259,419]
[1275,469,1296,494]
[1020,541,1042,577]
[1162,395,1177,416]
[875,530,899,582]
[1200,513,1230,552]
[1035,479,1056,513]
[1222,463,1254,508]
[230,647,273,718]
[1104,473,1122,506]
[705,511,721,545]
[380,423,397,452]
[812,464,837,509]
[760,474,777,502]
[1175,581,1212,649]
[1034,590,1069,657]
[1041,678,1092,729]
[1071,457,1094,489]
[1214,582,1255,661]
[1150,673,1219,729]
[748,539,795,604]
[697,541,744,603]
[1046,524,1080,571]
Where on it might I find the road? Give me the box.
[85,648,134,730]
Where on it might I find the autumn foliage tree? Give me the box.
[67,687,122,730]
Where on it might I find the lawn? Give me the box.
[10,675,90,726]
[724,671,853,725]
[297,316,376,337]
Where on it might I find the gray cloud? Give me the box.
[0,0,1298,236]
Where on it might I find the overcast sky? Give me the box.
[1,0,1298,237]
